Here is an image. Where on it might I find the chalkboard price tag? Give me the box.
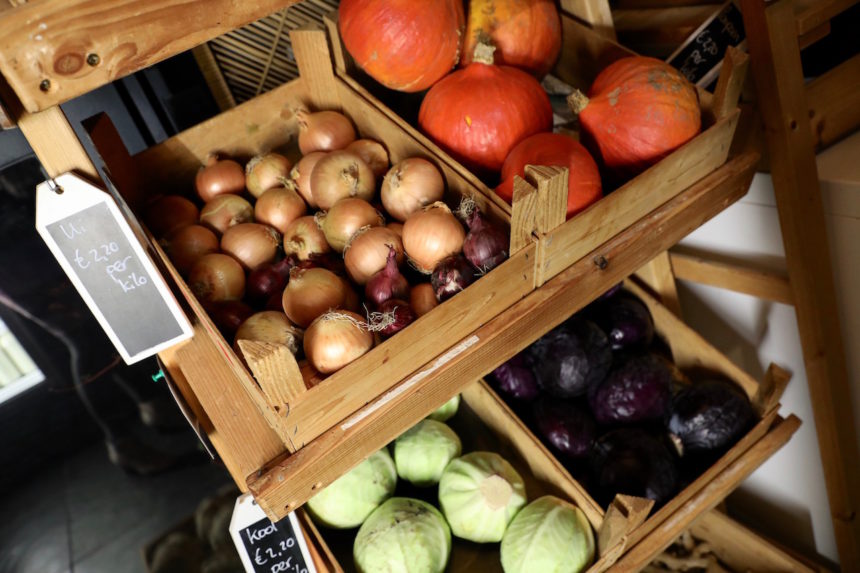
[666,0,746,87]
[230,493,317,573]
[35,173,192,364]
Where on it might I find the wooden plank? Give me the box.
[16,106,99,180]
[611,414,802,572]
[670,251,794,305]
[561,0,618,40]
[0,0,304,112]
[741,0,860,567]
[290,24,341,111]
[553,13,637,90]
[246,153,757,521]
[634,252,683,317]
[710,46,750,123]
[797,21,832,50]
[510,176,540,254]
[191,44,236,112]
[806,54,860,151]
[539,111,740,283]
[793,0,858,36]
[613,5,718,57]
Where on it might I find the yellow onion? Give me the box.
[410,283,439,317]
[246,152,291,198]
[345,139,390,179]
[288,151,326,208]
[188,253,245,302]
[282,267,353,328]
[344,226,404,285]
[143,195,199,238]
[303,311,374,374]
[387,222,404,238]
[283,215,331,261]
[199,194,254,234]
[381,158,445,222]
[297,109,357,155]
[195,156,245,202]
[162,224,219,275]
[310,150,376,209]
[402,202,465,273]
[221,223,281,270]
[233,311,303,356]
[255,186,307,234]
[316,198,384,253]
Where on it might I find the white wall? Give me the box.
[673,130,860,565]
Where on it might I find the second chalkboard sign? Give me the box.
[666,0,746,87]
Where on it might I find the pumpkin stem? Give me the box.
[567,90,590,115]
[472,42,496,66]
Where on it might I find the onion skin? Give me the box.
[162,224,220,275]
[283,215,332,261]
[289,151,326,208]
[431,254,476,301]
[233,311,303,356]
[195,157,245,202]
[303,311,374,374]
[316,197,384,253]
[144,195,199,238]
[297,109,357,155]
[246,153,291,198]
[204,299,254,340]
[402,202,465,273]
[199,194,254,234]
[463,208,509,273]
[387,222,404,237]
[375,299,416,338]
[254,186,307,234]
[365,245,410,306]
[345,139,390,179]
[282,267,352,328]
[410,283,438,317]
[221,223,281,270]
[310,150,376,210]
[188,253,245,302]
[344,226,405,285]
[246,256,295,305]
[381,157,445,222]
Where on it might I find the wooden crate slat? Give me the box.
[792,0,858,36]
[669,252,794,305]
[806,53,860,150]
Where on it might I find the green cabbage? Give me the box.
[438,451,527,542]
[354,497,451,573]
[426,394,460,422]
[500,495,595,573]
[394,419,462,486]
[306,448,397,529]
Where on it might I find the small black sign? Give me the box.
[239,516,311,573]
[666,1,746,87]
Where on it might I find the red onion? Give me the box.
[365,246,410,307]
[203,299,254,340]
[372,299,416,338]
[246,256,297,305]
[463,207,508,273]
[431,254,476,301]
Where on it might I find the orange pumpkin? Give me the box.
[418,44,553,174]
[462,0,562,77]
[570,57,701,179]
[338,0,465,93]
[496,133,602,218]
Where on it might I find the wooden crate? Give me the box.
[325,10,746,286]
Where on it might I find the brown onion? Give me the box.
[310,150,376,209]
[344,226,404,285]
[345,139,390,179]
[282,267,352,328]
[188,253,245,302]
[199,194,254,234]
[303,311,373,374]
[402,202,465,273]
[297,109,357,155]
[195,157,245,202]
[204,299,254,340]
[410,283,438,317]
[283,215,331,261]
[144,195,199,238]
[246,153,291,198]
[316,198,384,253]
[221,223,281,270]
[288,151,326,208]
[381,158,445,222]
[233,311,303,356]
[162,224,219,275]
[255,186,307,234]
[387,222,404,237]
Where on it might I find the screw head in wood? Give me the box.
[86,53,100,66]
[39,79,51,92]
[593,255,608,270]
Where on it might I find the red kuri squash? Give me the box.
[496,133,602,218]
[569,56,701,179]
[338,0,465,93]
[462,0,562,78]
[418,44,553,174]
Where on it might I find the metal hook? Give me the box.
[39,165,63,195]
